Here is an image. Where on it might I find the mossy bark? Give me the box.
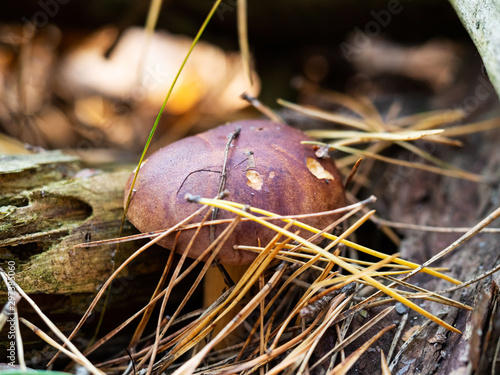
[0,150,138,295]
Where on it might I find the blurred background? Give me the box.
[0,0,497,159]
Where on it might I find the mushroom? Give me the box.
[124,120,346,266]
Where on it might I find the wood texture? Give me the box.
[370,127,500,374]
[0,150,137,295]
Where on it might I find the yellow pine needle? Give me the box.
[217,199,461,285]
[263,208,378,336]
[311,253,400,291]
[168,225,295,363]
[190,197,461,333]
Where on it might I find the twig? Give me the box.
[209,127,241,287]
[242,92,284,123]
[387,312,408,364]
[344,158,363,189]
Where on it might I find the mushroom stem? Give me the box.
[203,264,248,347]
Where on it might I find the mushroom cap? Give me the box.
[124,120,346,265]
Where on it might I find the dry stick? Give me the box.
[242,92,284,123]
[386,312,409,364]
[0,270,104,375]
[344,157,363,189]
[76,196,377,248]
[210,126,241,287]
[47,204,208,367]
[211,126,241,243]
[171,264,286,375]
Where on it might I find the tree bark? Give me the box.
[370,125,500,374]
[0,150,140,295]
[449,0,500,99]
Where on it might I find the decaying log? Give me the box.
[0,150,141,295]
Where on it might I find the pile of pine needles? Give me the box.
[3,89,500,375]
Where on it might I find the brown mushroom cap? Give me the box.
[124,120,346,265]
